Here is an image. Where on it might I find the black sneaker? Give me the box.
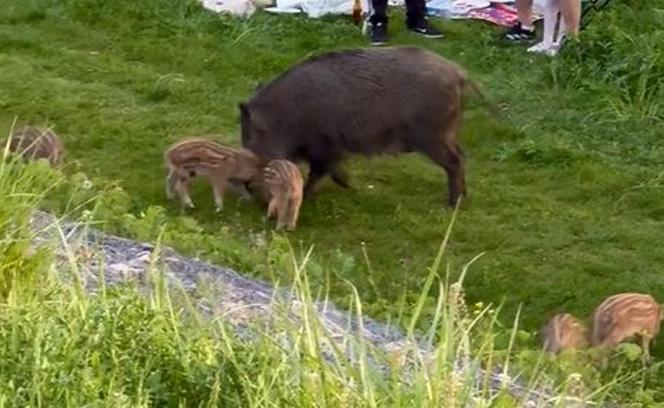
[502,22,535,42]
[369,22,388,46]
[407,19,444,39]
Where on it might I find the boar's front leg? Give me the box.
[330,164,351,189]
[304,158,330,198]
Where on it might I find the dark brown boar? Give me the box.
[238,46,475,208]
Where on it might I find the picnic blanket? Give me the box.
[427,0,543,26]
[200,0,541,25]
[263,0,401,17]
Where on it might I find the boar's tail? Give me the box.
[464,78,500,120]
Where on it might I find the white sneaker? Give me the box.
[527,41,560,57]
[527,41,551,53]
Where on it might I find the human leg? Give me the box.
[405,0,443,38]
[527,0,559,53]
[368,0,389,45]
[502,0,536,42]
[559,0,580,37]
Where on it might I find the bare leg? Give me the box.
[516,0,534,27]
[559,0,580,37]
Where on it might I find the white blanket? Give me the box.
[269,0,404,17]
[203,0,456,19]
[201,0,257,17]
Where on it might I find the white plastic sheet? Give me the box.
[201,0,257,17]
[270,0,401,17]
[202,0,405,18]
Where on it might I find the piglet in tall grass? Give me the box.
[591,293,662,364]
[541,313,589,353]
[4,126,65,167]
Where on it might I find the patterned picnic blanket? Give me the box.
[427,0,543,26]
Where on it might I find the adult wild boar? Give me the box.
[239,46,478,207]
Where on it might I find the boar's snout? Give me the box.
[240,128,266,156]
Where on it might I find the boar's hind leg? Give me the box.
[330,165,351,189]
[424,143,466,208]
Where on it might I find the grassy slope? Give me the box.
[1,0,663,350]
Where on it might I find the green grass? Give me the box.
[0,156,645,406]
[0,158,661,406]
[1,0,663,377]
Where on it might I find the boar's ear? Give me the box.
[238,102,250,117]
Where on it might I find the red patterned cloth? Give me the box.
[465,3,519,26]
[427,1,542,26]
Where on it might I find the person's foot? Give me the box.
[527,41,559,56]
[502,22,536,42]
[369,22,388,46]
[407,19,444,38]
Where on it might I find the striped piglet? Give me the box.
[541,313,589,353]
[247,159,303,231]
[591,292,662,363]
[165,137,261,210]
[4,126,65,167]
